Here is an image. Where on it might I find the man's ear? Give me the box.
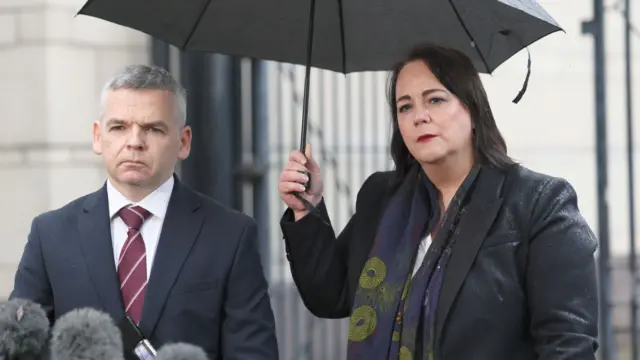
[92,120,102,155]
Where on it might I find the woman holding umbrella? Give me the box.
[278,44,598,360]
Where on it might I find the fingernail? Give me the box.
[299,185,306,191]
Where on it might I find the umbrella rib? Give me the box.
[182,0,214,49]
[447,0,491,72]
[338,0,347,73]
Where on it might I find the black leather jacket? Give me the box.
[281,165,599,359]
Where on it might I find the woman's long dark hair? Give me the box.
[387,44,515,186]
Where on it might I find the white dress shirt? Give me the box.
[412,234,432,277]
[107,176,174,278]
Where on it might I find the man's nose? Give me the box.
[126,126,146,148]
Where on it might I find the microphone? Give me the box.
[155,343,208,360]
[50,307,124,360]
[0,298,50,360]
[117,315,156,360]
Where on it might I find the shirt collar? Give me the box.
[107,176,175,220]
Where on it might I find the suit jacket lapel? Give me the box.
[434,168,506,342]
[139,178,205,337]
[78,185,125,319]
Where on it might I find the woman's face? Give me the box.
[395,60,474,166]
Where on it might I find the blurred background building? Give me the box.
[1,0,639,358]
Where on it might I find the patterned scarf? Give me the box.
[346,166,480,360]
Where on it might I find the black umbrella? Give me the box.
[78,0,562,153]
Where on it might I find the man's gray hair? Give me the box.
[99,64,187,126]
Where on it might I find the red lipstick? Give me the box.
[417,134,436,142]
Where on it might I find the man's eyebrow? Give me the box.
[104,119,169,130]
[105,118,127,126]
[143,121,169,129]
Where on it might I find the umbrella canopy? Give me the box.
[78,0,562,75]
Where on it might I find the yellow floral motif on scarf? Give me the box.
[359,257,386,289]
[348,305,377,341]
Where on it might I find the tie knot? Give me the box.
[118,205,151,230]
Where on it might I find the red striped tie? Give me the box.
[117,205,151,324]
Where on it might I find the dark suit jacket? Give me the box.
[10,176,278,360]
[281,165,599,359]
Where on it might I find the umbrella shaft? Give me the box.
[299,0,317,152]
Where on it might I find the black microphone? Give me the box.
[0,298,50,360]
[50,307,124,360]
[155,343,208,360]
[117,315,156,360]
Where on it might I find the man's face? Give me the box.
[93,89,191,190]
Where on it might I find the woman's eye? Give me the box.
[398,104,411,112]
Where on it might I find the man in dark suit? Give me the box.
[9,64,279,359]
